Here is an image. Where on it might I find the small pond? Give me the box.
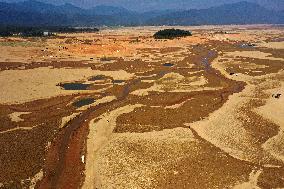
[88,75,106,81]
[163,63,174,67]
[112,80,125,84]
[72,98,96,107]
[59,83,91,90]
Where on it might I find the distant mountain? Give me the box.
[90,5,134,16]
[0,1,70,26]
[0,0,283,26]
[0,0,128,26]
[146,2,283,25]
[3,0,283,12]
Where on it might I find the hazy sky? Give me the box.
[2,0,284,11]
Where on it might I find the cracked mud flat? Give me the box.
[0,25,284,189]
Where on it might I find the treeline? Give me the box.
[48,27,99,33]
[0,26,99,37]
[0,26,53,37]
[153,29,192,39]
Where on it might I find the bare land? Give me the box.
[0,25,283,189]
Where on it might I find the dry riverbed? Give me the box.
[0,25,283,189]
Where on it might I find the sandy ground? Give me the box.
[225,51,284,61]
[189,59,284,166]
[0,67,133,104]
[233,169,262,189]
[8,112,31,122]
[84,26,284,189]
[0,25,284,189]
[257,42,284,49]
[83,104,144,189]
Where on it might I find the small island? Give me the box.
[153,29,192,39]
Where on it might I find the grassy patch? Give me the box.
[0,41,42,47]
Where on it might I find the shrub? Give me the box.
[154,29,192,39]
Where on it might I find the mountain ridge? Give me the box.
[0,0,283,26]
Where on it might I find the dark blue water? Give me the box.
[112,80,125,84]
[271,38,284,42]
[201,50,215,71]
[163,63,174,67]
[89,75,106,81]
[59,83,91,90]
[72,98,95,107]
[239,43,255,48]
